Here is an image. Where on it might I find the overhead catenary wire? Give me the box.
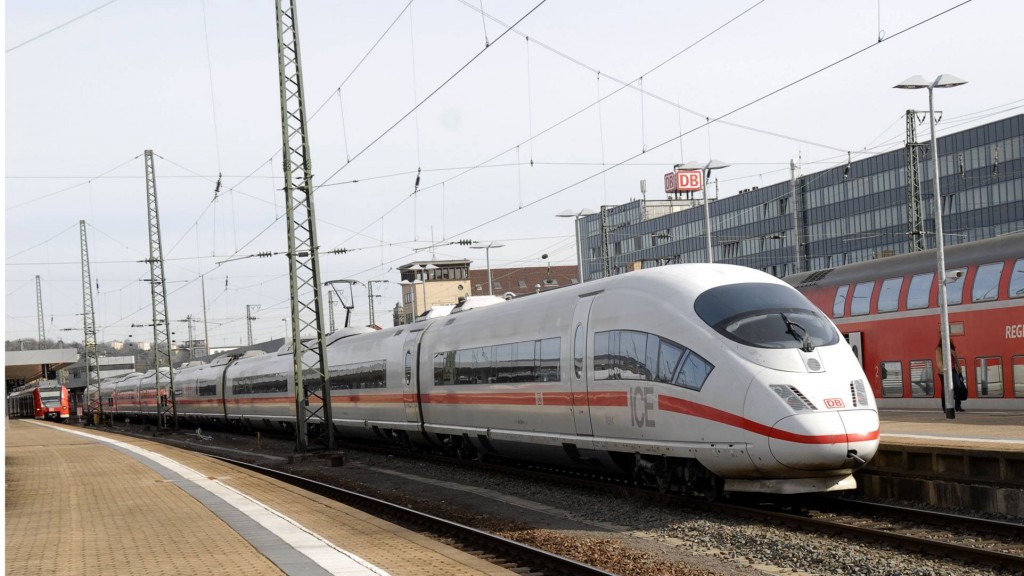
[329,1,768,252]
[5,0,120,54]
[436,0,978,245]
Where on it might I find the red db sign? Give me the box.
[674,170,703,191]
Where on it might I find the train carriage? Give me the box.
[115,264,879,497]
[784,233,1024,410]
[7,383,70,422]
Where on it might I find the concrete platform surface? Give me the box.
[5,419,516,576]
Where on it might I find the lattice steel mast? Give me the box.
[905,110,925,252]
[599,206,612,277]
[276,0,334,451]
[79,221,102,420]
[35,275,46,344]
[143,150,177,429]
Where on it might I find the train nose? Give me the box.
[767,410,879,471]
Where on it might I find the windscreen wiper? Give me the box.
[780,313,815,352]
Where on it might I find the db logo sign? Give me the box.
[675,170,703,191]
[824,398,845,408]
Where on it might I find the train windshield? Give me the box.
[39,390,62,407]
[694,283,839,350]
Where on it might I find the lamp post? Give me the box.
[895,73,967,420]
[419,263,437,311]
[679,160,729,263]
[557,209,596,283]
[470,243,505,295]
[399,279,418,320]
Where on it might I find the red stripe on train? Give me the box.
[657,395,879,444]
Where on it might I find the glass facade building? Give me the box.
[578,114,1024,280]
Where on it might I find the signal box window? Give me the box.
[880,361,903,397]
[972,262,1004,302]
[833,285,849,318]
[906,272,933,309]
[974,356,1004,398]
[850,282,874,316]
[1012,356,1024,398]
[909,359,934,397]
[1009,259,1024,299]
[877,277,903,313]
[945,268,967,305]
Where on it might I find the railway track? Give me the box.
[104,423,1024,574]
[210,455,617,576]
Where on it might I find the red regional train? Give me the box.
[784,233,1024,410]
[7,382,71,421]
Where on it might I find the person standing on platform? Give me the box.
[936,339,966,412]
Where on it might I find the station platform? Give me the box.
[867,409,1024,516]
[879,408,1024,451]
[4,419,516,576]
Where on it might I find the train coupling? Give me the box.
[846,450,866,466]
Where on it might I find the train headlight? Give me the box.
[770,384,816,412]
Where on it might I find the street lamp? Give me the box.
[470,243,505,295]
[419,264,437,311]
[895,73,967,420]
[557,209,596,283]
[679,160,730,263]
[399,279,418,320]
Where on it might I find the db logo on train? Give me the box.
[824,398,846,408]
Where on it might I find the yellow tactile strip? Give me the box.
[5,420,285,576]
[7,421,516,576]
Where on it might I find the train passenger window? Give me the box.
[833,285,849,318]
[619,331,651,380]
[493,344,514,383]
[454,349,473,384]
[972,262,1004,302]
[656,340,683,384]
[473,347,492,384]
[974,357,1004,398]
[513,341,535,382]
[674,351,713,391]
[880,361,903,397]
[906,272,933,309]
[433,353,448,386]
[877,278,903,313]
[645,334,660,382]
[1013,356,1024,398]
[1010,259,1024,299]
[537,338,560,382]
[945,269,966,305]
[593,332,611,380]
[850,282,874,316]
[909,359,934,397]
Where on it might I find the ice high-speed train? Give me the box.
[95,264,879,496]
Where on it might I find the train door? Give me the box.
[402,327,427,432]
[844,332,864,367]
[570,295,597,436]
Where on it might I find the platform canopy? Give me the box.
[5,349,79,390]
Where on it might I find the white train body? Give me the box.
[97,264,878,495]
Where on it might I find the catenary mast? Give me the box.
[144,150,177,429]
[275,0,333,451]
[80,221,102,421]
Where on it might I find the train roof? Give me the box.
[783,233,1023,290]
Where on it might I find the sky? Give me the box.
[5,0,1024,348]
